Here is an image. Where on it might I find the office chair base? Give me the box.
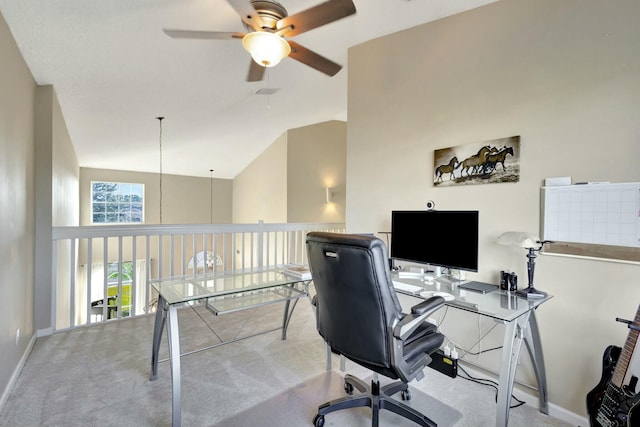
[314,374,437,427]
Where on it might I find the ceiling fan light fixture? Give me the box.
[242,31,291,67]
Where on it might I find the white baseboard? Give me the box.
[460,362,588,426]
[0,334,37,413]
[35,327,53,338]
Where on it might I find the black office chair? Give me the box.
[306,232,446,427]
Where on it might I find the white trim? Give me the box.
[0,334,37,413]
[36,327,53,338]
[460,362,588,426]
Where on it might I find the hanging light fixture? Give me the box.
[242,31,291,67]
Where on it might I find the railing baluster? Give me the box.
[192,235,197,277]
[158,234,163,279]
[117,236,123,319]
[202,233,208,275]
[87,238,92,323]
[103,237,108,321]
[51,239,58,331]
[132,235,137,317]
[169,234,175,278]
[146,235,151,313]
[70,238,76,327]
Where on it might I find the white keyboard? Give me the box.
[392,281,423,294]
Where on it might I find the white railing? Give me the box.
[51,221,345,331]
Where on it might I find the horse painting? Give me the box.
[433,135,520,186]
[435,156,459,181]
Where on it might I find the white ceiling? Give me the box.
[0,0,495,179]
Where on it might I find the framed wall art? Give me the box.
[433,135,520,187]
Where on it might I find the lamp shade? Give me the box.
[242,31,291,67]
[497,231,540,248]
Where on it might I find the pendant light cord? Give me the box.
[157,117,164,224]
[209,169,214,224]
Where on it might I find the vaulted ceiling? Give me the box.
[0,0,496,178]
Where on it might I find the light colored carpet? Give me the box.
[0,298,573,426]
[215,370,461,426]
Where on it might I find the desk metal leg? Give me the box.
[281,298,292,340]
[150,296,167,381]
[496,312,530,427]
[281,294,303,340]
[523,310,549,414]
[166,304,182,427]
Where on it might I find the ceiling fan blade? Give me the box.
[226,0,264,32]
[287,41,342,77]
[247,60,266,82]
[276,0,356,37]
[163,29,244,40]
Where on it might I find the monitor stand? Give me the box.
[422,274,436,285]
[422,266,442,286]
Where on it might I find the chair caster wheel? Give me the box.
[401,389,411,401]
[313,414,325,426]
[344,381,354,395]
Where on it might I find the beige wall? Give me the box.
[233,133,288,223]
[0,10,36,406]
[233,121,347,224]
[287,121,346,223]
[347,0,640,418]
[79,168,232,225]
[34,86,80,331]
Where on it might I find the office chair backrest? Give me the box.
[306,232,403,371]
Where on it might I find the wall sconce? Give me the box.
[325,187,334,204]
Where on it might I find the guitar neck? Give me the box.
[611,306,640,388]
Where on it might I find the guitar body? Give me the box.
[588,345,622,425]
[587,304,640,427]
[590,387,640,427]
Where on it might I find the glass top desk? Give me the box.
[149,269,310,427]
[392,274,552,427]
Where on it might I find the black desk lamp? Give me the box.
[497,232,550,299]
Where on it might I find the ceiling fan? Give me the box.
[163,0,356,82]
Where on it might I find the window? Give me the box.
[91,181,144,224]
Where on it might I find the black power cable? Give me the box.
[457,364,526,409]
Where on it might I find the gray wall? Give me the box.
[0,10,36,408]
[347,0,640,418]
[2,12,80,402]
[34,85,80,333]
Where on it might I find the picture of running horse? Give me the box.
[435,156,460,181]
[481,146,514,174]
[433,136,520,186]
[460,145,495,176]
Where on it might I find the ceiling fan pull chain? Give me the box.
[266,67,271,110]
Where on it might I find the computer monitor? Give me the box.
[390,210,479,273]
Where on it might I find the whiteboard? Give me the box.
[542,183,640,248]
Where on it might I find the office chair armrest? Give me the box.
[411,297,444,316]
[393,296,444,341]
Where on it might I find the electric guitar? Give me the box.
[587,305,640,427]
